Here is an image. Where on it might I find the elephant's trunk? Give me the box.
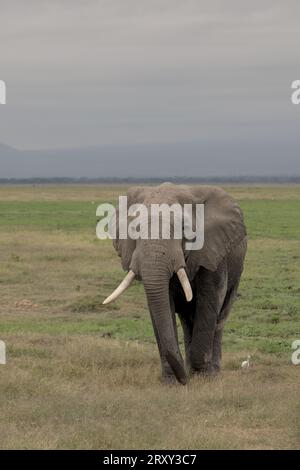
[141,259,187,385]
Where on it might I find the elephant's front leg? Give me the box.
[190,268,227,376]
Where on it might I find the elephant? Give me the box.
[103,183,247,385]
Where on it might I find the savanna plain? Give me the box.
[0,184,299,449]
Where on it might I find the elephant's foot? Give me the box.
[212,363,221,375]
[190,362,218,378]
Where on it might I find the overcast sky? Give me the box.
[0,0,299,175]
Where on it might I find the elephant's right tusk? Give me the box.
[177,268,193,302]
[103,270,135,305]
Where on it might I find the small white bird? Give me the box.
[241,355,251,369]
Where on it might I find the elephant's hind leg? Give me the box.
[212,282,239,373]
[190,266,227,376]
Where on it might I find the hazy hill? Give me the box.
[0,141,299,179]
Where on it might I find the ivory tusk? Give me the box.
[177,268,193,302]
[103,270,135,305]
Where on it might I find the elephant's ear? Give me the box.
[185,186,246,276]
[112,186,146,271]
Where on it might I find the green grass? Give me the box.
[240,200,300,239]
[0,184,299,449]
[0,197,299,239]
[0,201,100,231]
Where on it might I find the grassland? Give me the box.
[0,184,299,449]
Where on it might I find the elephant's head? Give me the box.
[103,183,246,384]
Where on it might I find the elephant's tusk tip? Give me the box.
[102,270,136,305]
[186,292,193,302]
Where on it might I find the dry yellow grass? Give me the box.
[0,334,298,449]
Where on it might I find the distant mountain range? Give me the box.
[0,142,299,181]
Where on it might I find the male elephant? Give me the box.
[103,183,247,385]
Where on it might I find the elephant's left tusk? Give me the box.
[177,268,193,302]
[103,270,135,305]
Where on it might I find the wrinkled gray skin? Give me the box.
[113,183,247,385]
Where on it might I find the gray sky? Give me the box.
[0,0,299,175]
